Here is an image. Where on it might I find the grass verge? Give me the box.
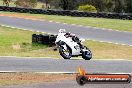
[0,25,132,59]
[84,41,132,59]
[0,11,132,32]
[0,25,60,58]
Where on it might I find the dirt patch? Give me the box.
[0,73,75,86]
[0,13,43,21]
[12,44,21,50]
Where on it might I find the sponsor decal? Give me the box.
[76,66,131,85]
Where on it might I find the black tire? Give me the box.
[82,46,92,60]
[59,43,72,59]
[76,76,87,85]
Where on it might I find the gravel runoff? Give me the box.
[0,79,132,88]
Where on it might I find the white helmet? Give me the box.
[59,29,66,33]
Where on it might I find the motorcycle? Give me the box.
[55,29,92,60]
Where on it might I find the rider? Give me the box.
[59,29,75,37]
[54,29,83,51]
[59,29,75,38]
[58,29,83,48]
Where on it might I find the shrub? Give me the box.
[78,5,97,12]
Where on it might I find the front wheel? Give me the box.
[59,43,72,59]
[82,47,92,60]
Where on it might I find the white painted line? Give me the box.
[63,23,67,25]
[0,24,41,34]
[103,73,132,75]
[36,31,40,32]
[71,24,76,26]
[42,32,45,34]
[93,27,97,29]
[1,24,21,29]
[0,56,60,59]
[121,44,127,46]
[79,25,83,27]
[0,71,19,73]
[86,26,131,33]
[115,43,119,45]
[99,41,105,43]
[35,72,77,74]
[1,24,25,30]
[86,39,132,47]
[0,71,131,75]
[0,56,15,58]
[0,71,77,74]
[0,56,132,61]
[93,59,125,60]
[107,42,113,44]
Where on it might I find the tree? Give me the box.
[2,0,132,13]
[114,0,125,13]
[106,0,115,12]
[38,0,52,9]
[58,0,77,10]
[3,0,11,6]
[15,0,37,8]
[126,0,132,13]
[30,0,38,8]
[59,0,68,10]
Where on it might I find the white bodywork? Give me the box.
[55,32,81,55]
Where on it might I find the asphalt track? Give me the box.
[0,57,132,73]
[0,16,132,46]
[0,15,132,88]
[0,57,132,88]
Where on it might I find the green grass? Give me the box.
[0,25,132,59]
[0,25,51,56]
[0,11,132,32]
[84,41,132,59]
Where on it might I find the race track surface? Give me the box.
[1,57,132,88]
[0,57,132,73]
[0,16,132,46]
[0,15,132,88]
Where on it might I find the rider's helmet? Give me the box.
[59,29,66,33]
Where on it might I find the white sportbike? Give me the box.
[55,29,92,60]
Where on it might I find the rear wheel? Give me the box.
[59,43,72,59]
